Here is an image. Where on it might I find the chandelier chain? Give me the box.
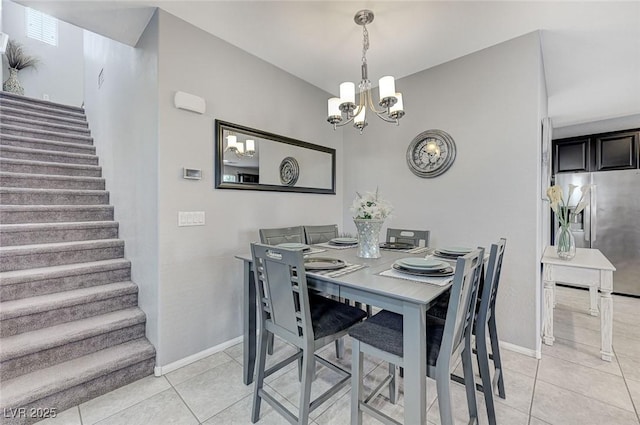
[361,25,369,65]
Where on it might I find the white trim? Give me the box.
[500,340,541,359]
[153,336,243,376]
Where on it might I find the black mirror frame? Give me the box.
[214,120,336,194]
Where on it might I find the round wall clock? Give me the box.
[406,129,457,178]
[279,157,300,186]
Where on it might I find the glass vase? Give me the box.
[354,219,384,259]
[555,225,576,260]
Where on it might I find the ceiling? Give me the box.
[15,1,640,128]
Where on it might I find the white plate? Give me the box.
[330,237,358,245]
[439,246,472,255]
[395,258,447,270]
[277,243,310,251]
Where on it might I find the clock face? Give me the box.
[406,130,456,178]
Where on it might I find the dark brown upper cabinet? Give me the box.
[594,131,638,171]
[553,129,639,174]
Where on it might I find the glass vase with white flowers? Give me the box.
[350,189,393,258]
[547,184,592,260]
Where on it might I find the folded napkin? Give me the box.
[315,242,357,250]
[307,263,367,278]
[379,268,454,286]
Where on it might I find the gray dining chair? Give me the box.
[303,224,339,244]
[259,226,306,245]
[386,228,430,247]
[250,243,367,425]
[428,239,507,425]
[348,248,485,425]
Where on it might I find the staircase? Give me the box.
[0,92,156,425]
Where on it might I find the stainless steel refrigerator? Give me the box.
[554,169,640,297]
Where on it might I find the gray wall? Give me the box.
[2,0,83,106]
[341,32,546,352]
[553,113,640,139]
[82,12,160,352]
[155,10,343,366]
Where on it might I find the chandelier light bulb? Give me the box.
[245,139,255,153]
[340,82,356,105]
[378,76,396,101]
[328,97,342,118]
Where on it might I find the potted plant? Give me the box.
[3,39,39,96]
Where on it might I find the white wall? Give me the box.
[82,12,160,352]
[553,113,640,139]
[2,0,83,106]
[155,10,343,366]
[342,32,546,352]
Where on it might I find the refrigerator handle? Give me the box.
[591,184,597,243]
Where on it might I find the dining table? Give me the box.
[236,244,456,424]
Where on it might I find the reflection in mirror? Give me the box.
[215,120,336,194]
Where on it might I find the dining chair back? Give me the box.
[348,247,484,425]
[474,238,507,425]
[303,224,339,244]
[259,226,305,245]
[386,228,430,247]
[250,243,367,424]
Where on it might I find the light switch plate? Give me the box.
[178,211,205,226]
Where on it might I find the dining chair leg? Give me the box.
[488,315,505,398]
[476,330,497,425]
[462,344,479,424]
[299,345,315,425]
[435,364,455,425]
[388,363,399,405]
[267,333,275,355]
[335,338,344,359]
[351,339,364,425]
[251,329,269,423]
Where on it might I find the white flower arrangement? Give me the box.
[547,184,592,227]
[351,188,393,220]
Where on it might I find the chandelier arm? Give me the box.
[364,88,389,115]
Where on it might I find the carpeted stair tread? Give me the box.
[0,221,118,232]
[0,238,124,257]
[0,258,130,286]
[0,205,114,224]
[0,338,155,409]
[0,97,86,121]
[1,124,93,145]
[0,116,91,136]
[0,145,98,165]
[0,281,136,320]
[0,106,88,129]
[0,133,96,153]
[0,92,84,113]
[0,172,105,190]
[0,187,109,206]
[0,307,145,362]
[0,158,102,177]
[0,221,119,246]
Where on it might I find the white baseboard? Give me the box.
[154,336,243,376]
[500,340,541,359]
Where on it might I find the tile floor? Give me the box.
[38,286,640,425]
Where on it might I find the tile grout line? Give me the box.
[164,374,204,424]
[527,356,541,425]
[614,346,640,424]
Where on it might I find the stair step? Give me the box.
[0,145,98,165]
[0,221,119,246]
[0,134,96,154]
[0,281,137,337]
[1,115,91,136]
[0,106,88,129]
[1,125,93,146]
[0,258,131,301]
[0,339,155,421]
[0,188,109,205]
[0,158,102,177]
[0,205,114,224]
[0,307,146,380]
[0,92,85,118]
[0,172,105,190]
[0,239,123,272]
[0,171,105,191]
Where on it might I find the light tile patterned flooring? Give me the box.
[39,286,640,425]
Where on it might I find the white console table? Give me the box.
[541,246,616,361]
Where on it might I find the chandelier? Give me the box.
[225,133,255,158]
[327,10,405,134]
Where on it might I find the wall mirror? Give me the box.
[214,120,336,194]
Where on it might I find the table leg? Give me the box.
[589,286,599,316]
[243,261,257,385]
[403,303,427,424]
[542,265,555,345]
[599,271,614,362]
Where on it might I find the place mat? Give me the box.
[307,262,368,278]
[380,246,432,254]
[315,242,357,250]
[379,268,454,286]
[306,247,327,255]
